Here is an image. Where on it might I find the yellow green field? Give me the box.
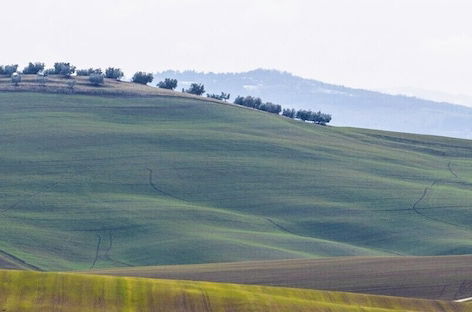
[0,270,468,312]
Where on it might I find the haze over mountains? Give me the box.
[154,69,472,139]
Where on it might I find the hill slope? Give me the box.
[92,255,472,301]
[155,69,472,139]
[0,270,468,312]
[1,90,472,270]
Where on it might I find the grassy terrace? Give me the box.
[0,270,468,312]
[0,89,472,271]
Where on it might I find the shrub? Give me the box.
[53,62,76,78]
[1,64,19,76]
[132,72,153,84]
[22,62,45,75]
[105,67,124,80]
[36,73,48,87]
[66,79,76,90]
[185,83,205,95]
[89,73,105,86]
[157,78,178,90]
[11,73,21,86]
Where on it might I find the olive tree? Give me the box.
[53,62,76,78]
[185,83,205,95]
[89,73,105,86]
[105,67,124,80]
[11,72,21,86]
[157,78,178,90]
[132,72,153,84]
[23,62,45,74]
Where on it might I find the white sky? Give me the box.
[1,0,471,97]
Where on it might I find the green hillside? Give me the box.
[1,91,472,270]
[0,270,468,312]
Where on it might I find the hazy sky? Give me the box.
[2,0,472,98]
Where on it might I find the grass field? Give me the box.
[0,270,468,312]
[92,255,472,301]
[1,89,472,271]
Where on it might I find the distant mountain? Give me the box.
[154,69,472,139]
[378,86,472,108]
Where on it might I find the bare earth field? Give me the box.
[91,255,472,301]
[0,75,223,102]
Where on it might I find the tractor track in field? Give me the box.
[90,234,102,270]
[448,161,458,178]
[454,280,472,300]
[147,168,192,204]
[0,248,42,271]
[266,218,404,256]
[102,232,132,267]
[0,182,58,271]
[408,161,470,230]
[0,182,59,215]
[373,161,471,231]
[409,180,468,229]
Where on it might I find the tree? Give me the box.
[157,78,178,90]
[207,92,230,101]
[89,73,105,86]
[53,62,76,78]
[234,95,244,105]
[185,83,205,95]
[295,109,332,125]
[22,62,45,74]
[77,68,102,76]
[315,112,332,125]
[105,67,124,80]
[259,102,281,114]
[220,92,230,101]
[1,64,18,76]
[132,72,153,84]
[282,108,296,118]
[44,68,56,75]
[233,96,262,109]
[11,73,21,86]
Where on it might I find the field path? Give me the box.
[0,182,58,215]
[102,232,131,267]
[409,180,469,229]
[89,234,102,269]
[448,161,459,178]
[0,249,41,270]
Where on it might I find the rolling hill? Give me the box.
[0,80,472,271]
[0,270,468,312]
[92,255,472,301]
[154,69,472,139]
